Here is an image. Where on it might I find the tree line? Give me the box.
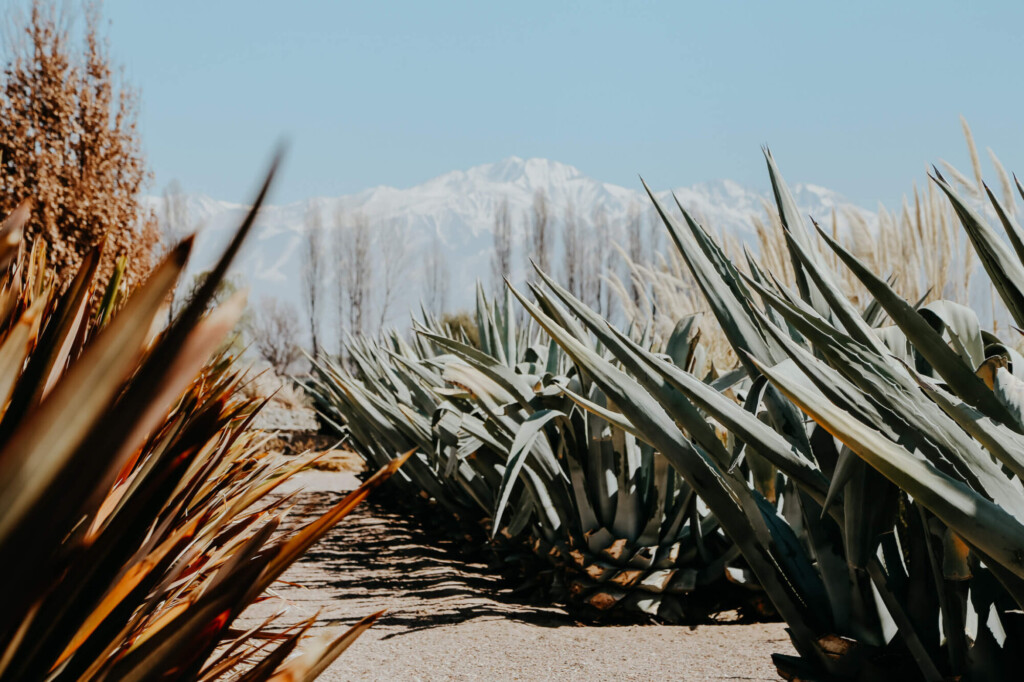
[493,188,664,322]
[161,186,666,376]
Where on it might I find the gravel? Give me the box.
[252,403,320,432]
[240,471,793,681]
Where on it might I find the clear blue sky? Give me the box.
[94,0,1023,207]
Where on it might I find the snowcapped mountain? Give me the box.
[146,157,872,342]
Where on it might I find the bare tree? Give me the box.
[626,201,644,307]
[424,230,449,315]
[647,204,663,262]
[250,296,302,374]
[586,206,610,317]
[376,218,411,330]
[524,188,550,279]
[334,210,372,349]
[492,197,512,297]
[158,181,190,323]
[562,199,582,298]
[302,204,324,358]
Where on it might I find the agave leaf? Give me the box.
[749,281,1024,520]
[742,245,795,336]
[750,313,907,524]
[197,610,286,680]
[492,409,566,534]
[728,374,768,471]
[764,149,831,319]
[756,357,1024,582]
[514,457,571,535]
[864,560,944,682]
[610,427,645,540]
[503,285,517,369]
[779,223,890,359]
[55,513,205,667]
[993,364,1024,425]
[918,301,984,372]
[0,241,189,544]
[873,325,913,365]
[665,314,701,371]
[812,222,1020,429]
[641,179,777,376]
[235,623,308,682]
[96,254,127,329]
[0,296,46,410]
[670,194,761,315]
[36,157,285,571]
[523,280,590,346]
[0,200,30,271]
[35,245,103,402]
[933,174,1024,326]
[528,265,728,465]
[560,385,651,444]
[598,322,829,499]
[709,366,747,392]
[861,274,900,328]
[508,282,835,670]
[443,361,514,408]
[102,290,248,500]
[267,611,383,682]
[418,331,533,406]
[921,379,1024,481]
[108,548,273,682]
[983,184,1024,280]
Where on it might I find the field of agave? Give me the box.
[307,290,763,623]
[310,148,1024,681]
[0,161,406,681]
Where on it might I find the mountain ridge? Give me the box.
[147,157,874,342]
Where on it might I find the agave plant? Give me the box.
[308,286,767,622]
[510,148,1024,680]
[0,160,406,681]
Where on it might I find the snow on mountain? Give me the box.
[146,157,872,342]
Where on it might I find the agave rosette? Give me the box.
[514,148,1024,680]
[308,284,765,622]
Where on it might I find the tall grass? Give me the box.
[614,123,1013,368]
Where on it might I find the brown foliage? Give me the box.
[439,310,480,348]
[0,1,156,291]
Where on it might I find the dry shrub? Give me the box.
[249,296,303,374]
[0,1,156,290]
[439,309,480,348]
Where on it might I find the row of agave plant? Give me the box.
[0,159,404,681]
[308,286,771,622]
[313,147,1024,680]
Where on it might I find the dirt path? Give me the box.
[242,471,793,681]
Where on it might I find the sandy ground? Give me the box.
[242,470,794,681]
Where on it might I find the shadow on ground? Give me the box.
[293,492,570,637]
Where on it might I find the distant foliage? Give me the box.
[250,295,303,373]
[524,188,550,280]
[303,204,325,357]
[439,309,480,348]
[491,197,513,298]
[423,231,449,316]
[0,1,156,289]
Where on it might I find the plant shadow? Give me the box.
[292,492,572,638]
